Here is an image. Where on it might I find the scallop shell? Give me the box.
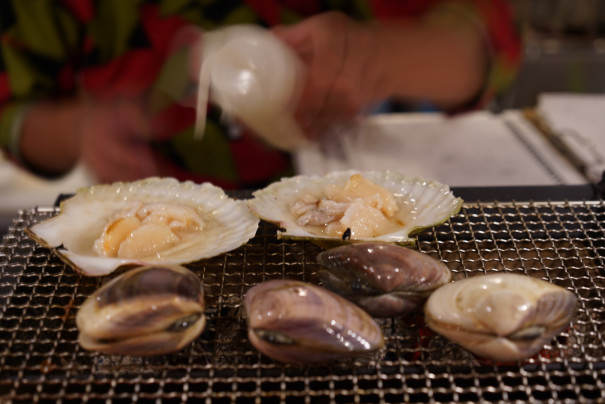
[27,177,259,276]
[247,170,462,244]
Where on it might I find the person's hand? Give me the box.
[275,10,489,141]
[273,12,380,140]
[77,99,158,183]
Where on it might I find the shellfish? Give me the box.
[244,279,384,364]
[27,177,259,276]
[247,170,462,245]
[317,243,452,317]
[76,264,206,356]
[424,273,577,362]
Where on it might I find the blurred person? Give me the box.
[0,0,520,188]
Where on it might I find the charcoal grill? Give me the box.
[1,199,604,403]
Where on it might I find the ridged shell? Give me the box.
[28,177,259,276]
[424,273,577,362]
[247,170,462,244]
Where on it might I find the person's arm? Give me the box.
[0,2,84,176]
[273,0,520,139]
[273,11,486,138]
[370,17,487,108]
[19,97,157,182]
[0,2,170,182]
[19,100,82,176]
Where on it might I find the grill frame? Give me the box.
[1,199,605,403]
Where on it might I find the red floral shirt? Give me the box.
[0,0,520,188]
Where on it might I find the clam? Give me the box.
[244,279,384,364]
[27,177,259,276]
[247,170,462,245]
[76,264,206,356]
[317,243,452,317]
[424,273,577,362]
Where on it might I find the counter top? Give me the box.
[294,110,587,187]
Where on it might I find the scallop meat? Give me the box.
[248,170,462,244]
[28,177,259,276]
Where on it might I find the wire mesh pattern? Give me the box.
[1,200,605,403]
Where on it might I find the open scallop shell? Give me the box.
[247,170,462,244]
[27,177,259,276]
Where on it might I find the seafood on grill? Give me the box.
[76,264,206,356]
[27,177,259,276]
[247,170,462,245]
[244,279,385,364]
[424,273,577,362]
[317,243,452,317]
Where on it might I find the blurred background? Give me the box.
[500,0,605,109]
[2,0,605,237]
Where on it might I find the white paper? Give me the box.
[537,93,605,183]
[294,110,586,187]
[0,154,95,216]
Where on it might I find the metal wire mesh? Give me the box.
[1,200,605,403]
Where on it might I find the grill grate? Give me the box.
[1,200,605,403]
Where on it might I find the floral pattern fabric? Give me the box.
[0,0,520,188]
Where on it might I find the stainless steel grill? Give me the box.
[1,200,605,403]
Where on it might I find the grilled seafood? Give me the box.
[76,264,206,356]
[248,170,462,245]
[27,177,259,276]
[424,273,577,361]
[317,243,452,317]
[244,279,384,364]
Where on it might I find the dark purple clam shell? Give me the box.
[317,243,451,317]
[244,279,384,364]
